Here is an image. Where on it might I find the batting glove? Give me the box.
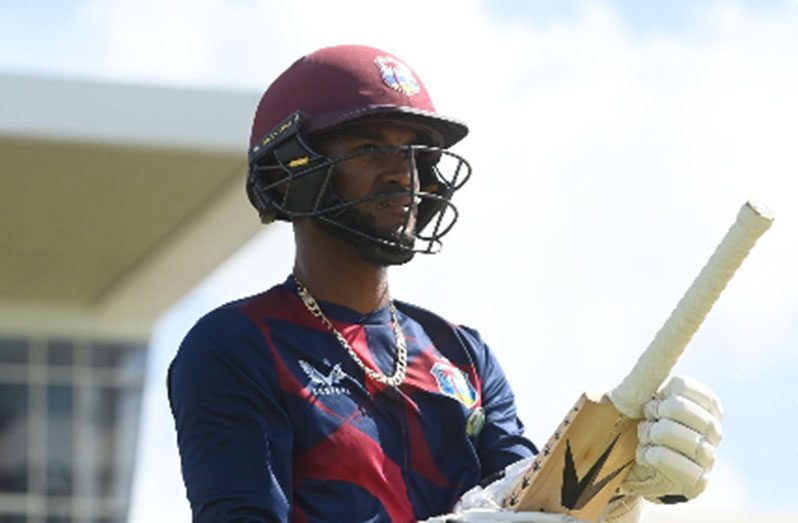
[441,459,632,523]
[619,375,723,504]
[451,457,534,513]
[422,510,589,522]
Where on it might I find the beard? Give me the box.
[318,202,418,267]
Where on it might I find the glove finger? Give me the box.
[636,445,707,494]
[621,463,671,492]
[687,475,709,499]
[659,375,724,421]
[637,419,716,469]
[644,395,722,446]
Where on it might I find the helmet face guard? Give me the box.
[247,112,472,257]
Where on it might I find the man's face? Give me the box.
[315,121,423,246]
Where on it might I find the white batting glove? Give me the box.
[600,495,643,523]
[435,457,643,523]
[435,459,599,523]
[619,375,723,504]
[422,510,588,522]
[453,457,535,512]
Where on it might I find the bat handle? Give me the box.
[610,201,773,419]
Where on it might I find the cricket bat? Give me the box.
[502,201,773,522]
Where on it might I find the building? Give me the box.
[0,73,260,522]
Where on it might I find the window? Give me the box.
[0,338,27,364]
[0,335,147,523]
[46,385,73,496]
[0,383,28,492]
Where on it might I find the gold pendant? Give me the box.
[466,406,486,438]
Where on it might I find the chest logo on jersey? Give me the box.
[299,359,350,396]
[430,361,478,408]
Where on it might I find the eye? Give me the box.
[353,142,380,153]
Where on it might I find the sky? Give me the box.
[2,0,797,521]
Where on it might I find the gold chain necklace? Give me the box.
[295,278,408,388]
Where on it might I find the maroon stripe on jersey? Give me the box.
[403,402,450,487]
[294,422,415,522]
[241,299,341,419]
[245,286,328,331]
[403,344,449,395]
[336,322,391,396]
[291,505,308,523]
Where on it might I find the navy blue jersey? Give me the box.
[168,276,536,522]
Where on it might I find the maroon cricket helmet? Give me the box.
[248,45,468,150]
[245,45,472,263]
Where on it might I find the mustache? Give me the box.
[366,189,420,206]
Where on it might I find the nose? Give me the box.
[379,147,417,190]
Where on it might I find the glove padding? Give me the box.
[619,375,723,504]
[422,509,588,522]
[600,495,643,523]
[439,460,638,523]
[453,457,534,512]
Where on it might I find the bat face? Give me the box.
[503,394,638,523]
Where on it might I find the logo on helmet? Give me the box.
[374,56,420,96]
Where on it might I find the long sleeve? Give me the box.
[458,327,538,479]
[168,309,293,522]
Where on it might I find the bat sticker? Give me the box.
[560,435,634,510]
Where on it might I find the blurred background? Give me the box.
[1,1,796,522]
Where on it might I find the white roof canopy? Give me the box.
[0,74,263,338]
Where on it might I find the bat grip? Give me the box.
[610,201,773,418]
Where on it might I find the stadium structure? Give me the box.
[0,73,259,522]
